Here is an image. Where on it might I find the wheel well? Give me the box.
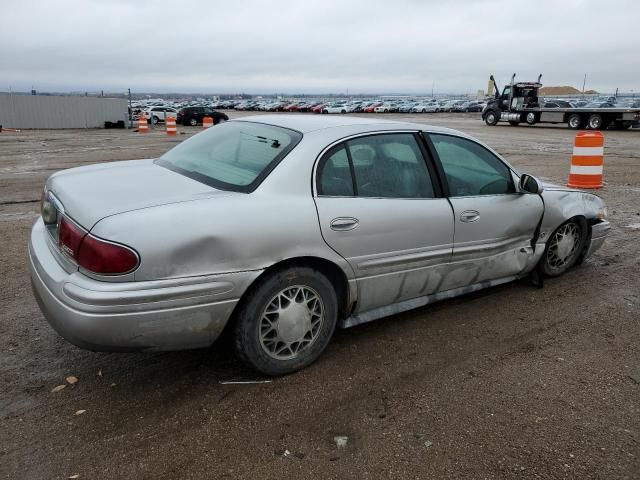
[222,257,352,338]
[565,215,590,264]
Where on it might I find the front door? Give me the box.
[314,133,455,313]
[427,133,544,291]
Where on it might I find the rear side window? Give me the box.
[317,145,354,196]
[157,121,302,192]
[316,133,435,199]
[347,134,435,198]
[429,134,514,196]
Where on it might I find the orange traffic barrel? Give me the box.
[202,116,214,128]
[166,116,177,136]
[567,131,604,189]
[138,114,149,133]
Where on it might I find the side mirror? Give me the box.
[519,174,543,194]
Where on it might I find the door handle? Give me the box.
[330,217,359,231]
[460,210,480,223]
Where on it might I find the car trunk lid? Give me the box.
[47,158,233,229]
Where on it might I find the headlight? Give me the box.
[597,207,608,220]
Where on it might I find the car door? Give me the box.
[314,132,455,314]
[426,133,544,290]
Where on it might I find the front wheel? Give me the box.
[540,219,588,277]
[233,267,338,376]
[484,110,499,126]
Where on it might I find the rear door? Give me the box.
[426,133,544,290]
[314,132,455,314]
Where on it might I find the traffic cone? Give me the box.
[166,116,177,136]
[138,114,149,133]
[567,131,604,189]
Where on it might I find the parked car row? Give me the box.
[215,98,488,114]
[132,106,228,126]
[541,97,640,109]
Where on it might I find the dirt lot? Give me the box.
[1,113,639,479]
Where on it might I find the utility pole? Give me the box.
[128,88,132,129]
[582,73,587,95]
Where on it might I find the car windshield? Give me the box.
[157,121,302,192]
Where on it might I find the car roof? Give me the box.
[232,114,460,135]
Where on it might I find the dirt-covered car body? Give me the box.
[29,115,609,361]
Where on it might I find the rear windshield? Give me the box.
[157,121,301,192]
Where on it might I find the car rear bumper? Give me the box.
[29,219,262,352]
[585,220,610,258]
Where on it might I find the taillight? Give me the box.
[59,216,87,258]
[58,215,139,275]
[77,235,139,275]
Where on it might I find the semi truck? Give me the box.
[482,74,640,130]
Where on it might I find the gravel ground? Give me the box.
[1,113,639,479]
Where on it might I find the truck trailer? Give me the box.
[482,74,640,130]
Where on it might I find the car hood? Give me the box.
[541,180,584,193]
[48,159,233,229]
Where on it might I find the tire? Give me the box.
[189,118,198,126]
[341,110,346,114]
[540,218,588,277]
[567,113,584,129]
[615,121,631,130]
[587,114,604,130]
[526,112,537,125]
[233,267,338,376]
[509,120,520,126]
[152,116,160,125]
[484,110,499,126]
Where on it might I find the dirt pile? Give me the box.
[539,85,599,95]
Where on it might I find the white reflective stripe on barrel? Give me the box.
[572,146,604,156]
[569,165,603,175]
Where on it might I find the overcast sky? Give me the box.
[1,0,638,95]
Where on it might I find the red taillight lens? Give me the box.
[77,235,139,275]
[59,216,87,258]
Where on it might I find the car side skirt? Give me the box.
[340,274,521,328]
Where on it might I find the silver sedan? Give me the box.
[29,115,610,375]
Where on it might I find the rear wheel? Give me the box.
[152,116,160,125]
[526,112,537,125]
[484,110,499,126]
[587,114,604,130]
[568,113,584,129]
[233,267,338,376]
[189,118,198,126]
[540,219,588,277]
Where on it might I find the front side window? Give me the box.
[157,121,301,192]
[429,134,514,197]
